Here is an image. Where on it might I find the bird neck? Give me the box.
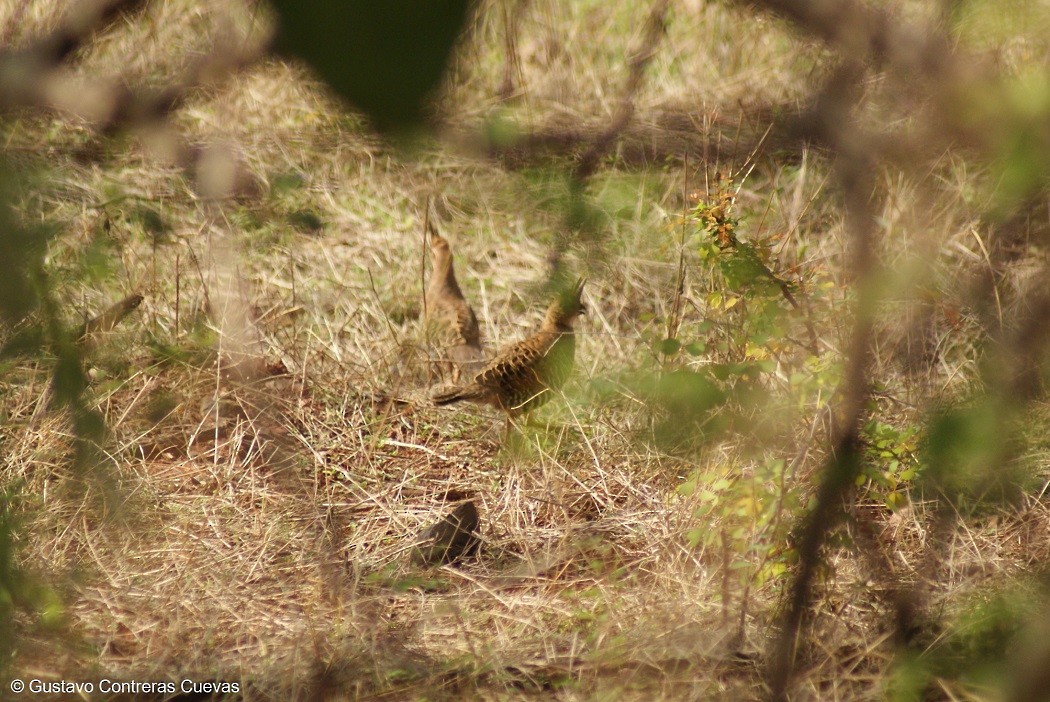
[444,270,464,298]
[433,255,463,293]
[542,316,575,334]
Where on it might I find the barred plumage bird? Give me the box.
[424,227,484,382]
[431,279,586,429]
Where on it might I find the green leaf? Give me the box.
[287,209,324,233]
[271,0,474,133]
[659,337,681,356]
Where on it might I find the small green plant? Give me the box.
[0,485,66,673]
[679,455,801,584]
[633,173,832,450]
[858,417,923,510]
[659,175,840,607]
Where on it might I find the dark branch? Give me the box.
[33,0,150,64]
[573,0,671,182]
[765,63,879,701]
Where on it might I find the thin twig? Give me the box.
[573,0,671,182]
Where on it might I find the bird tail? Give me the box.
[431,383,488,406]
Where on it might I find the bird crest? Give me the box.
[545,278,587,329]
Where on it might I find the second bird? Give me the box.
[425,226,485,382]
[431,278,586,429]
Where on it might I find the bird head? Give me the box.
[428,225,453,270]
[545,278,586,329]
[429,231,450,253]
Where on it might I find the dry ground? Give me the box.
[4,1,1050,700]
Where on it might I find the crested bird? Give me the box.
[424,226,484,382]
[431,278,586,434]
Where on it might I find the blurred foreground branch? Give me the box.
[743,0,956,77]
[765,64,878,699]
[0,0,148,110]
[736,0,1050,697]
[9,0,148,63]
[0,0,267,134]
[574,0,671,181]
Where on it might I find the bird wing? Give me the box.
[453,302,481,347]
[472,332,554,391]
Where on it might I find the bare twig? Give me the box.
[497,0,530,101]
[421,197,432,321]
[573,0,671,181]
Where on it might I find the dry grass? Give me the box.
[4,0,1050,700]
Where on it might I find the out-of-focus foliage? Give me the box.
[0,486,64,664]
[887,585,1038,701]
[270,0,474,133]
[0,164,52,330]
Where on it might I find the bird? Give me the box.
[411,500,481,567]
[0,292,143,358]
[74,291,143,344]
[430,278,586,433]
[424,225,484,382]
